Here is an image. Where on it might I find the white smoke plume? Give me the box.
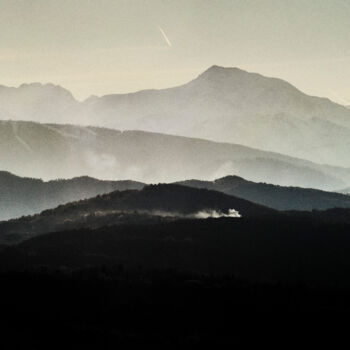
[194,209,241,219]
[149,208,242,219]
[87,209,242,219]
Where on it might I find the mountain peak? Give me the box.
[206,65,244,72]
[190,64,304,100]
[17,82,77,101]
[19,82,43,89]
[200,65,246,78]
[214,175,248,187]
[192,65,266,88]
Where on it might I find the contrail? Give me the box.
[158,26,172,47]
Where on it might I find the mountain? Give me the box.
[0,184,276,244]
[79,66,350,167]
[3,170,350,222]
[0,83,79,123]
[2,67,350,166]
[179,175,350,211]
[1,120,350,191]
[0,171,144,221]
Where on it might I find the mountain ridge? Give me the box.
[1,66,350,166]
[0,183,276,244]
[3,169,350,221]
[1,120,349,191]
[0,170,145,221]
[178,175,350,211]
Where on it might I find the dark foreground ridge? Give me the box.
[0,268,346,348]
[1,215,350,287]
[1,188,350,344]
[1,215,350,346]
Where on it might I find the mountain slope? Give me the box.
[0,184,276,244]
[0,171,145,221]
[1,120,349,191]
[81,66,350,166]
[179,175,350,211]
[2,67,349,166]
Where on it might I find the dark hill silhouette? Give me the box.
[0,171,144,221]
[79,183,275,216]
[285,207,350,224]
[179,175,350,211]
[1,214,350,288]
[0,184,276,244]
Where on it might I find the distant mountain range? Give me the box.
[0,82,77,123]
[3,171,350,221]
[1,120,349,191]
[1,66,350,166]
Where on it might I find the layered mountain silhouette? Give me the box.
[0,171,144,221]
[179,175,350,211]
[1,66,350,166]
[1,120,349,190]
[3,171,350,221]
[0,184,276,244]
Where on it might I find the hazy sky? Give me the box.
[0,0,349,103]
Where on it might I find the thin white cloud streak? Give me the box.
[158,26,172,47]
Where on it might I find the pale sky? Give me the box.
[0,0,349,103]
